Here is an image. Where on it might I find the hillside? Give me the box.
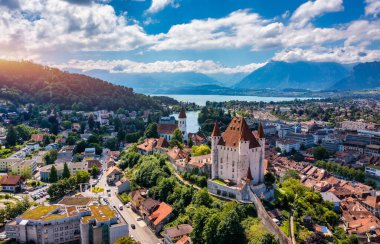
[234,61,349,91]
[0,60,160,111]
[72,70,221,93]
[330,62,380,90]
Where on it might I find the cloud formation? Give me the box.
[146,0,178,14]
[366,0,380,16]
[55,59,266,74]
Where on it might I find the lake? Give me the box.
[153,94,317,106]
[170,111,200,133]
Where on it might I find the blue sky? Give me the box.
[0,0,379,74]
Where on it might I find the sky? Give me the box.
[0,0,380,74]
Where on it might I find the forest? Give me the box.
[0,60,161,112]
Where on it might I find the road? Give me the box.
[84,153,160,244]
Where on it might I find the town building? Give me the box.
[0,175,24,192]
[137,138,169,155]
[106,166,123,185]
[158,107,187,142]
[0,158,22,172]
[10,159,37,175]
[276,139,300,153]
[285,133,314,148]
[6,202,128,244]
[164,224,193,244]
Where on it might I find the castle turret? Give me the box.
[257,123,265,183]
[211,121,221,179]
[178,106,187,141]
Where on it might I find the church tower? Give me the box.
[178,106,187,141]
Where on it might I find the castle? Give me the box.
[208,116,267,200]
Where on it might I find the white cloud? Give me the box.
[273,46,380,64]
[0,0,154,57]
[366,0,380,17]
[290,0,343,27]
[55,59,266,74]
[146,0,178,14]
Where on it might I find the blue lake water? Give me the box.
[153,94,316,106]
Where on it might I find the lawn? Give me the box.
[213,179,226,185]
[119,192,130,203]
[90,187,104,193]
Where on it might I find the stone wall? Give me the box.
[249,189,291,244]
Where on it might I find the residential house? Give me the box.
[164,225,193,244]
[40,164,64,182]
[186,154,211,176]
[115,178,130,193]
[0,175,24,192]
[31,134,44,142]
[321,192,341,211]
[167,147,190,172]
[146,202,173,234]
[106,166,123,185]
[137,138,169,155]
[275,139,300,153]
[0,158,22,172]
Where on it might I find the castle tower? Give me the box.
[211,121,221,179]
[178,106,187,141]
[257,123,265,183]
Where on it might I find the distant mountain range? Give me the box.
[72,61,380,94]
[234,61,349,90]
[330,61,380,90]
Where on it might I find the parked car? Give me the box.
[136,217,142,221]
[131,224,135,229]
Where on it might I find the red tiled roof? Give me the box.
[178,106,186,119]
[218,117,260,148]
[211,121,221,137]
[31,134,44,142]
[0,175,23,186]
[148,202,173,226]
[158,124,178,134]
[176,235,191,244]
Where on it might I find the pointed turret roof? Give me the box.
[178,106,187,119]
[218,116,261,148]
[258,123,265,139]
[211,121,221,137]
[244,165,253,182]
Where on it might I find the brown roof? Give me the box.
[157,137,169,148]
[258,123,265,139]
[165,224,193,239]
[363,195,380,209]
[0,175,23,186]
[143,198,160,212]
[167,147,189,161]
[158,124,178,134]
[87,160,102,170]
[176,235,191,244]
[218,117,260,148]
[137,138,169,153]
[31,134,44,142]
[106,166,122,177]
[148,202,173,226]
[178,106,187,119]
[211,121,221,137]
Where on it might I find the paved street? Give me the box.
[83,153,160,244]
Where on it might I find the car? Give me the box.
[130,235,134,240]
[106,189,111,192]
[0,234,6,240]
[136,217,142,221]
[131,224,135,229]
[108,193,111,197]
[119,204,123,210]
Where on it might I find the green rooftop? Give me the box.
[21,205,59,220]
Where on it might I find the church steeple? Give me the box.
[178,106,187,119]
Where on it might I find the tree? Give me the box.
[117,129,126,142]
[216,209,246,244]
[191,145,211,156]
[62,162,71,179]
[49,166,58,183]
[6,126,17,147]
[170,128,183,148]
[283,170,301,181]
[75,170,91,183]
[264,172,276,189]
[144,123,158,138]
[192,188,212,207]
[44,150,58,165]
[188,136,194,148]
[261,233,279,244]
[114,237,140,244]
[202,213,221,244]
[43,135,50,146]
[313,146,329,160]
[88,114,95,130]
[48,116,59,135]
[20,166,33,179]
[91,165,100,178]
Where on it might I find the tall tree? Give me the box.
[170,128,183,148]
[144,123,159,138]
[49,166,58,183]
[6,126,17,147]
[20,166,33,179]
[88,114,95,131]
[62,162,71,179]
[91,165,100,178]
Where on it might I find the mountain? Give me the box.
[0,60,160,111]
[156,84,234,95]
[330,62,380,90]
[72,70,221,94]
[234,61,349,91]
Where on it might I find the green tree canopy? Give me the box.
[62,162,71,179]
[6,126,17,147]
[144,123,159,138]
[191,145,211,156]
[49,166,58,183]
[170,128,183,148]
